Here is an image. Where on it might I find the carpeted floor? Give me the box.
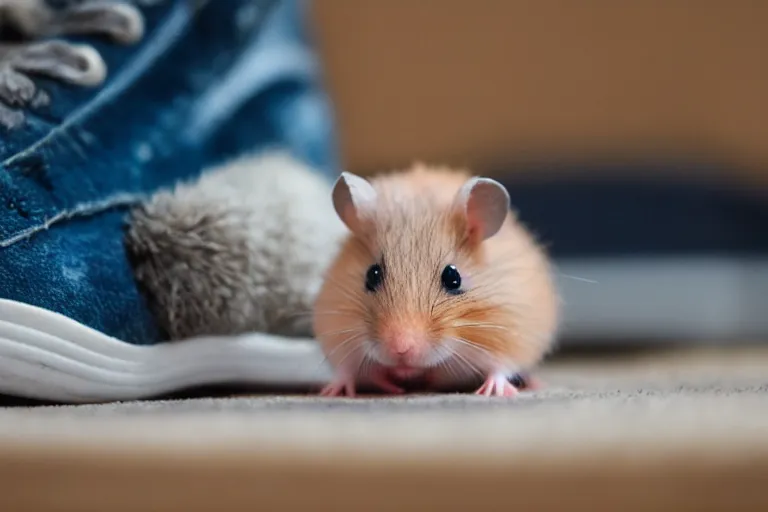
[1,345,766,511]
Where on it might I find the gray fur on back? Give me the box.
[125,151,346,341]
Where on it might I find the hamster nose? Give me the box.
[390,344,419,366]
[389,338,414,358]
[380,326,424,365]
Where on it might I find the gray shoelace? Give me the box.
[0,0,148,129]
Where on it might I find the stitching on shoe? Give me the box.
[0,0,146,130]
[0,191,145,248]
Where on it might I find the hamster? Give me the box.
[312,164,559,397]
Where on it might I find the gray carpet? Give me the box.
[0,346,765,458]
[1,346,767,512]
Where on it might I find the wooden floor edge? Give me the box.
[1,447,767,511]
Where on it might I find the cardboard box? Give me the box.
[312,1,768,184]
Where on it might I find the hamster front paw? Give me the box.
[319,376,357,397]
[319,365,407,397]
[366,365,405,395]
[475,372,520,398]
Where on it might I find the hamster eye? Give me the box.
[441,265,463,294]
[365,263,384,292]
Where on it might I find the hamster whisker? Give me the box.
[426,344,450,369]
[310,332,366,377]
[322,331,366,362]
[312,311,367,320]
[332,284,370,310]
[281,308,362,321]
[356,349,377,381]
[331,342,366,379]
[445,341,483,377]
[450,336,496,364]
[452,355,480,381]
[310,340,363,381]
[452,356,474,380]
[452,322,506,331]
[438,346,473,381]
[437,353,461,382]
[315,326,367,339]
[558,273,598,284]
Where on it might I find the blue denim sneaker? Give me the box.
[0,0,337,402]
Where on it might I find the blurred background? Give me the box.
[309,0,768,347]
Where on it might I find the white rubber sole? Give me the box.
[0,299,332,403]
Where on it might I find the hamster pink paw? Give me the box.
[319,366,406,397]
[319,377,357,397]
[368,366,405,395]
[475,372,519,397]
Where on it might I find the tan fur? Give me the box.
[313,165,559,390]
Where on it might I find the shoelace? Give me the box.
[0,0,148,130]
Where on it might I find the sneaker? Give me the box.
[0,0,335,402]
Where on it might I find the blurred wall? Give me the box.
[311,1,768,183]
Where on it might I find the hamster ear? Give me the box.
[331,171,378,234]
[454,177,510,243]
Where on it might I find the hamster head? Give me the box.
[313,167,523,378]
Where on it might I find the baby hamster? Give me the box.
[312,164,559,397]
